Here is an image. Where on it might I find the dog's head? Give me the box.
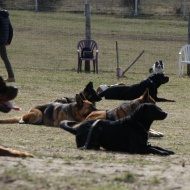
[75,93,97,121]
[83,82,102,103]
[118,89,155,117]
[155,60,164,69]
[148,73,169,87]
[149,60,164,74]
[132,103,167,131]
[137,89,155,104]
[0,76,19,113]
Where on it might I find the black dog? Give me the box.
[54,81,102,106]
[0,76,19,113]
[98,73,175,102]
[60,103,174,155]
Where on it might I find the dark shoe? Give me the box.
[4,78,15,82]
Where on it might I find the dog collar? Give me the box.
[81,119,100,149]
[147,78,153,84]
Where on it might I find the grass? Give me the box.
[0,9,190,190]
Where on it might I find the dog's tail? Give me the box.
[0,116,21,124]
[60,120,78,135]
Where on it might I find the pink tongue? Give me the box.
[6,102,21,111]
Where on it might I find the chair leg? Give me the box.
[95,60,98,74]
[179,63,181,76]
[93,61,96,73]
[78,60,82,73]
[78,59,80,73]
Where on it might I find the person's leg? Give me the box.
[0,45,15,81]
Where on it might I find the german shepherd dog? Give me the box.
[60,103,175,155]
[85,89,155,121]
[0,76,33,157]
[0,93,97,127]
[54,82,102,106]
[98,73,175,102]
[85,89,163,137]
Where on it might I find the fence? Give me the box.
[2,0,190,18]
[0,0,189,75]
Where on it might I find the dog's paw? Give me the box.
[19,120,25,124]
[149,129,164,137]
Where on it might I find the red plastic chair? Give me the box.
[77,40,98,73]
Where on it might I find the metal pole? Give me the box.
[134,0,138,16]
[85,0,91,72]
[35,0,38,12]
[183,0,186,18]
[85,2,91,40]
[187,12,190,75]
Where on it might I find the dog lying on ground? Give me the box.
[149,60,164,74]
[85,89,163,137]
[98,73,175,102]
[60,103,175,155]
[54,81,102,106]
[0,76,33,157]
[0,93,97,127]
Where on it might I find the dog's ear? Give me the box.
[79,93,86,100]
[141,89,149,100]
[86,81,93,89]
[75,94,83,109]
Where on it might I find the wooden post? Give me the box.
[187,12,190,75]
[85,1,91,72]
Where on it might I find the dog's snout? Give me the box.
[7,86,18,101]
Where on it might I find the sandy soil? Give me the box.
[0,153,190,190]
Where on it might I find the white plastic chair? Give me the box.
[179,44,190,76]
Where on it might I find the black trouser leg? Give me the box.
[0,45,14,78]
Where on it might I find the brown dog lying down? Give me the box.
[0,76,33,157]
[0,93,97,127]
[86,89,164,137]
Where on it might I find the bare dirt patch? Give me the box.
[0,153,190,190]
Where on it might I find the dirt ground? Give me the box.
[0,153,190,190]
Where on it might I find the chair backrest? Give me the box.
[77,40,98,52]
[179,44,190,62]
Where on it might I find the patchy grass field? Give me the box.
[0,10,190,190]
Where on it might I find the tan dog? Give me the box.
[0,93,97,127]
[0,76,33,157]
[86,89,163,137]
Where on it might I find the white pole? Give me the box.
[35,0,38,12]
[134,0,138,16]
